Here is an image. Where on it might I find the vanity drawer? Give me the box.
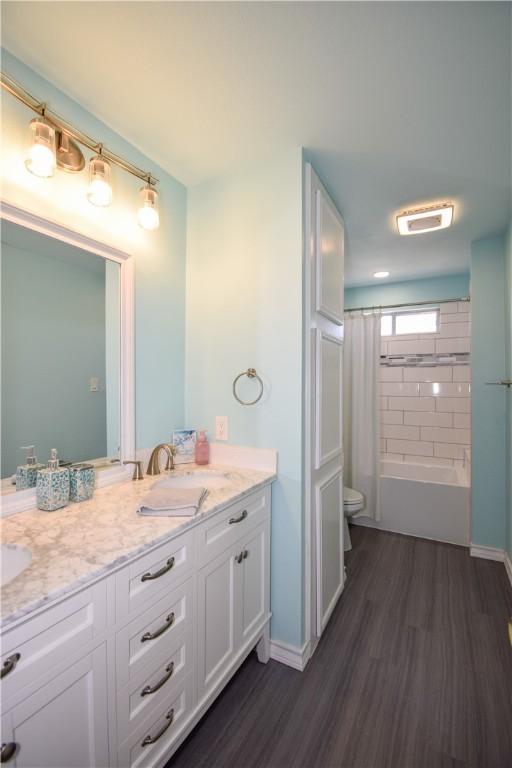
[196,487,270,565]
[116,577,193,689]
[0,582,106,705]
[118,672,193,768]
[116,530,194,621]
[116,621,192,745]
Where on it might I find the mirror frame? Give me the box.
[0,200,135,515]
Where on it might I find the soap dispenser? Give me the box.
[195,430,210,465]
[16,446,44,491]
[36,449,70,511]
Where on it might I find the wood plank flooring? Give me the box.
[167,527,512,768]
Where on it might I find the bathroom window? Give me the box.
[381,308,439,336]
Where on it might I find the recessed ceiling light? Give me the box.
[374,271,390,279]
[397,203,453,236]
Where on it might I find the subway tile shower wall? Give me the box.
[380,301,471,467]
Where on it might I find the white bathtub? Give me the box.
[354,460,470,546]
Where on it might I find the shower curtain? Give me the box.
[343,310,381,521]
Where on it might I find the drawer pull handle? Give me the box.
[141,709,174,746]
[229,510,248,525]
[243,549,249,559]
[1,653,20,680]
[0,743,17,763]
[141,661,175,696]
[236,549,249,564]
[141,612,175,643]
[141,557,175,582]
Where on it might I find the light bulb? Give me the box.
[137,184,159,230]
[87,178,112,206]
[87,155,112,206]
[25,117,56,177]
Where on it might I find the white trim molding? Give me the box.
[0,201,135,516]
[470,544,505,562]
[504,552,512,589]
[269,639,312,672]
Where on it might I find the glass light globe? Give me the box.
[137,185,159,230]
[25,118,56,177]
[87,155,112,206]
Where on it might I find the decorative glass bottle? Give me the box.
[36,449,70,511]
[69,464,96,503]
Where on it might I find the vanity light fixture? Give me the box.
[137,180,159,230]
[56,132,85,173]
[2,70,160,230]
[374,271,390,279]
[87,149,113,207]
[397,203,454,236]
[25,113,56,178]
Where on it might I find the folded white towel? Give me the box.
[137,487,208,517]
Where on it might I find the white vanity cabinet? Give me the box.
[196,491,270,700]
[196,521,269,699]
[0,583,109,768]
[0,483,272,768]
[1,645,109,768]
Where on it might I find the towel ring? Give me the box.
[233,368,264,406]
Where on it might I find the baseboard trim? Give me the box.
[353,518,469,547]
[270,639,311,672]
[504,552,512,589]
[470,544,505,562]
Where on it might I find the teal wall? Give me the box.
[185,149,304,647]
[345,273,470,309]
[470,236,507,549]
[1,49,187,450]
[1,238,107,476]
[505,222,512,559]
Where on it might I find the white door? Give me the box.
[304,164,345,644]
[196,548,237,699]
[316,469,344,633]
[5,645,109,768]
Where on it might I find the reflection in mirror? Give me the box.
[1,220,121,493]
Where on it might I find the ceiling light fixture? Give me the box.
[397,204,454,236]
[137,180,160,230]
[25,113,56,178]
[374,271,390,279]
[87,148,113,207]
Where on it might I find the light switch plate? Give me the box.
[90,377,99,392]
[216,416,228,441]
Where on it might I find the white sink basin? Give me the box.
[155,471,230,490]
[1,543,32,587]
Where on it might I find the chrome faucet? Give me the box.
[146,443,176,476]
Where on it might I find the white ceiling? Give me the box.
[2,1,511,286]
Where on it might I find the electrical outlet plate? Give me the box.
[216,416,228,441]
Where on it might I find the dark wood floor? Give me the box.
[167,527,512,768]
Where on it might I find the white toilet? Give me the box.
[343,487,365,551]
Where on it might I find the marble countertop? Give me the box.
[0,463,275,629]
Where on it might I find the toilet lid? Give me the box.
[344,487,364,506]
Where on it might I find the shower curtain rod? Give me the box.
[346,296,470,313]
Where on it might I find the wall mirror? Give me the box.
[1,203,134,514]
